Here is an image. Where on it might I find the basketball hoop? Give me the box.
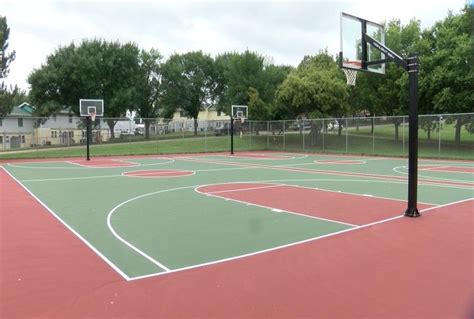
[342,61,362,86]
[90,112,96,122]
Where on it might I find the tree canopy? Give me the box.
[8,6,471,145]
[0,16,17,117]
[28,39,142,137]
[161,51,219,135]
[276,51,348,120]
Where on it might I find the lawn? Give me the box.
[1,128,472,160]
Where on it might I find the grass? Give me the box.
[0,135,266,159]
[346,122,474,143]
[1,129,472,160]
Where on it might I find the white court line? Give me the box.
[287,183,437,206]
[106,185,204,273]
[22,174,123,183]
[7,162,87,170]
[121,169,196,179]
[314,159,367,165]
[129,196,473,281]
[6,157,175,170]
[66,159,141,168]
[393,165,474,185]
[205,183,285,194]
[420,165,451,171]
[215,152,308,161]
[0,166,131,281]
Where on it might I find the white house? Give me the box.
[170,106,229,132]
[0,102,36,150]
[1,103,111,150]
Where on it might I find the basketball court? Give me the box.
[1,9,473,319]
[1,151,473,317]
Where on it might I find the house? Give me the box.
[170,106,228,132]
[1,103,111,150]
[0,102,35,150]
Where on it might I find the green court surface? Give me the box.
[2,152,473,280]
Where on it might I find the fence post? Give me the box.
[204,120,207,153]
[267,121,269,150]
[249,121,252,150]
[283,120,286,151]
[372,116,375,154]
[345,118,348,153]
[302,126,305,152]
[402,116,406,154]
[438,116,441,158]
[322,119,325,151]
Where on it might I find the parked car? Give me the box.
[327,120,343,131]
[291,120,312,131]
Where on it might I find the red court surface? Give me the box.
[123,169,195,178]
[420,165,474,174]
[197,183,433,225]
[1,168,473,318]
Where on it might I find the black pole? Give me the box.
[86,116,91,161]
[230,116,234,155]
[364,34,421,218]
[404,54,420,217]
[361,21,368,70]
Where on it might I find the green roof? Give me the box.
[8,102,35,116]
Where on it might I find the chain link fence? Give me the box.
[0,113,472,159]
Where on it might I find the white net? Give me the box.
[90,112,96,122]
[342,68,358,86]
[341,61,361,86]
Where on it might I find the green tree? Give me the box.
[0,16,17,117]
[29,39,142,138]
[276,51,349,133]
[385,19,421,141]
[161,51,219,135]
[215,50,290,119]
[135,48,163,139]
[420,7,474,144]
[247,87,269,120]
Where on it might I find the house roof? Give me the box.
[8,102,35,116]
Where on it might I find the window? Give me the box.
[0,136,3,143]
[18,118,23,127]
[0,118,2,126]
[51,131,57,138]
[69,114,73,123]
[180,111,185,118]
[217,111,221,116]
[21,135,25,143]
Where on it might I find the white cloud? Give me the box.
[1,0,466,91]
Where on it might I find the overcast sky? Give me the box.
[1,0,467,91]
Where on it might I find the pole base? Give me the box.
[404,207,421,218]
